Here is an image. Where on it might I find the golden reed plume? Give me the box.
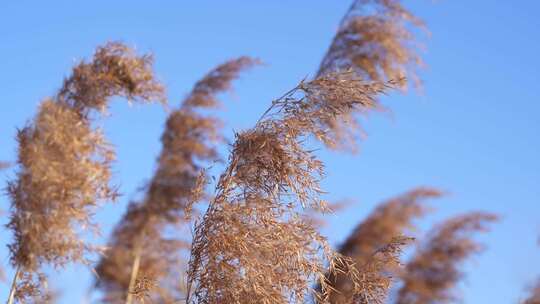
[323,188,442,303]
[396,212,498,304]
[6,42,164,303]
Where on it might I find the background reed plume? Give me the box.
[323,187,442,303]
[94,56,258,303]
[396,212,498,304]
[6,42,164,302]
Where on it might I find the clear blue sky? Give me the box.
[1,1,539,303]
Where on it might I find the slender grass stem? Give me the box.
[6,266,20,304]
[125,240,143,304]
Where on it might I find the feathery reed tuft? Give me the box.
[322,187,441,303]
[6,42,164,302]
[396,212,498,304]
[314,0,424,151]
[95,57,259,303]
[57,42,166,113]
[352,235,414,304]
[183,56,261,108]
[318,0,425,85]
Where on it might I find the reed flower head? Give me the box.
[315,0,425,151]
[57,41,165,113]
[323,187,441,303]
[396,212,498,304]
[6,42,164,301]
[318,0,425,86]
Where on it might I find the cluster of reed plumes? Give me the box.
[321,188,441,303]
[185,69,403,304]
[94,56,259,303]
[1,1,537,304]
[5,42,165,303]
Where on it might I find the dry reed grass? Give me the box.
[6,42,164,302]
[1,2,517,304]
[312,0,425,152]
[318,0,425,85]
[95,57,258,303]
[396,212,498,304]
[323,188,442,303]
[185,70,400,304]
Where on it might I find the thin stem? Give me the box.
[184,220,199,304]
[125,238,143,304]
[255,84,301,125]
[6,266,20,304]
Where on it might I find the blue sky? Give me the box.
[1,1,539,303]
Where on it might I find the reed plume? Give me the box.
[323,187,441,303]
[353,235,414,304]
[95,57,259,303]
[318,0,425,84]
[396,212,498,304]
[6,42,164,302]
[186,70,399,304]
[313,0,425,151]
